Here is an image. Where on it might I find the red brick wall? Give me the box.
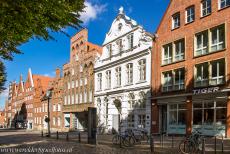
[151,0,230,135]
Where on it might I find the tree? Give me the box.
[0,61,6,92]
[0,0,85,91]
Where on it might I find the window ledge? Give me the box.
[185,20,195,26]
[194,82,225,88]
[194,48,226,59]
[96,90,102,92]
[171,26,180,31]
[218,5,230,11]
[161,89,185,93]
[200,13,211,19]
[136,80,147,84]
[124,83,133,87]
[161,59,185,67]
[113,86,122,89]
[104,88,111,91]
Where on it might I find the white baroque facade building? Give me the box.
[94,7,153,133]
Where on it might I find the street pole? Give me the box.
[47,97,51,137]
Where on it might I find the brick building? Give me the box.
[33,68,64,132]
[63,28,102,131]
[151,0,230,137]
[0,110,5,128]
[7,68,52,129]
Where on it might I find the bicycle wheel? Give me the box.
[112,135,120,145]
[179,140,193,154]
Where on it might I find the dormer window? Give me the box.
[107,44,112,58]
[117,39,123,52]
[118,23,122,31]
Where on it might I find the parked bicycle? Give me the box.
[179,130,203,154]
[112,131,131,147]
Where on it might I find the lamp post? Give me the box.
[42,89,52,137]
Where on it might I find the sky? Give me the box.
[0,0,170,109]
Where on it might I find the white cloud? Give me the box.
[80,1,107,24]
[43,71,55,78]
[0,87,9,108]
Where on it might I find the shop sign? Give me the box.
[193,87,220,95]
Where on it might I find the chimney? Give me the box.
[55,68,61,78]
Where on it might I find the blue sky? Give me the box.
[0,0,170,108]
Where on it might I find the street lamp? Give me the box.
[42,88,52,137]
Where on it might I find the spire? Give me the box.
[119,6,124,15]
[28,68,34,87]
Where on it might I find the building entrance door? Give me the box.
[160,105,167,133]
[112,114,120,133]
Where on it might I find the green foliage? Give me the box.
[0,0,85,60]
[0,61,6,93]
[0,0,85,92]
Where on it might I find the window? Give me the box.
[128,114,135,128]
[219,0,230,9]
[127,63,133,84]
[84,89,87,103]
[107,44,112,58]
[79,92,82,103]
[97,73,102,90]
[186,6,195,23]
[210,25,225,52]
[67,82,70,89]
[195,30,208,56]
[72,94,74,104]
[80,78,83,86]
[193,101,226,126]
[85,77,87,85]
[162,43,172,65]
[138,115,146,128]
[162,71,173,92]
[71,68,74,75]
[127,33,134,49]
[75,80,78,87]
[162,68,185,92]
[201,0,211,17]
[117,39,123,52]
[128,93,135,109]
[53,105,56,112]
[57,117,61,126]
[71,80,74,88]
[115,67,121,87]
[89,90,93,102]
[195,62,209,87]
[195,59,225,87]
[58,104,61,111]
[174,39,185,61]
[68,95,70,105]
[53,117,56,126]
[169,104,186,125]
[210,59,225,85]
[172,13,180,29]
[174,68,185,90]
[138,59,146,81]
[75,54,79,61]
[106,70,111,89]
[75,93,78,104]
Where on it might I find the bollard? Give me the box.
[214,136,216,154]
[150,135,154,152]
[162,134,164,148]
[221,135,224,153]
[41,130,43,137]
[119,135,122,148]
[202,138,205,154]
[171,134,174,148]
[66,132,69,141]
[56,131,59,140]
[78,132,81,143]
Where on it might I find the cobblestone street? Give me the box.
[1,129,230,154]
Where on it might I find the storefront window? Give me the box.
[169,104,186,125]
[193,101,226,126]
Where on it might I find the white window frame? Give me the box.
[210,59,225,85]
[201,0,211,17]
[138,59,146,81]
[174,39,185,61]
[210,25,225,52]
[127,33,134,49]
[106,70,111,89]
[195,62,209,87]
[174,68,185,90]
[162,44,172,65]
[219,0,230,9]
[186,6,195,23]
[115,67,121,87]
[162,71,173,92]
[172,13,180,29]
[195,31,208,56]
[97,73,102,91]
[127,63,133,84]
